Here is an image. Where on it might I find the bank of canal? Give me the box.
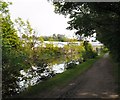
[14,56,101,98]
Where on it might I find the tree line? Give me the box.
[39,34,79,42]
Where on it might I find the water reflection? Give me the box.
[52,63,66,74]
[17,58,80,93]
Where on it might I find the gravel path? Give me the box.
[24,54,119,99]
[57,54,119,99]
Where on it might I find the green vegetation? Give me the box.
[53,2,120,61]
[82,41,97,61]
[1,1,98,98]
[1,1,119,97]
[111,57,120,93]
[1,1,22,97]
[18,56,100,97]
[53,2,120,93]
[40,34,79,42]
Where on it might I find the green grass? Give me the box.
[18,56,101,97]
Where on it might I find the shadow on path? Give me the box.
[57,54,119,99]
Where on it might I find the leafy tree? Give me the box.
[14,18,42,68]
[1,1,39,97]
[53,2,120,62]
[57,34,66,42]
[82,41,97,61]
[39,36,44,43]
[1,0,23,97]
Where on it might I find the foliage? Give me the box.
[14,18,38,67]
[1,0,98,97]
[1,1,39,97]
[41,34,78,42]
[53,2,120,62]
[82,41,98,61]
[1,0,22,97]
[99,46,109,54]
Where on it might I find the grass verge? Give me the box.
[18,56,101,97]
[109,54,120,94]
[113,62,120,94]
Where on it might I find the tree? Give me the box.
[15,18,41,67]
[53,2,120,62]
[1,1,40,97]
[1,0,23,97]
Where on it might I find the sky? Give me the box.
[7,0,76,38]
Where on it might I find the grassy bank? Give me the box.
[18,56,101,97]
[113,61,120,93]
[108,54,120,94]
[116,65,120,93]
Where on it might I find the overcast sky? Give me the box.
[7,0,76,38]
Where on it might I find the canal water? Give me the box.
[16,55,81,94]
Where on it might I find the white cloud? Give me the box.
[7,0,75,38]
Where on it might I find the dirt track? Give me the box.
[29,54,119,99]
